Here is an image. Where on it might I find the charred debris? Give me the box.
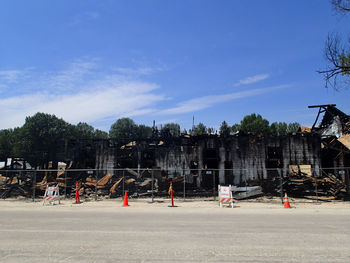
[1,105,349,200]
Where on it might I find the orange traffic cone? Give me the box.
[122,191,129,207]
[284,193,291,208]
[75,181,80,204]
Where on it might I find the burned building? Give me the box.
[309,104,350,177]
[44,104,350,193]
[95,133,321,188]
[2,105,349,200]
[93,105,349,193]
[44,104,346,199]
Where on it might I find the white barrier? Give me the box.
[42,185,60,206]
[218,185,234,208]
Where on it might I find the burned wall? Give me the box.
[94,133,321,187]
[95,141,117,174]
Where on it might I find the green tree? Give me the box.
[0,129,14,163]
[1,113,110,167]
[207,127,215,134]
[231,124,240,133]
[8,127,23,158]
[219,121,230,137]
[270,122,287,136]
[136,124,153,139]
[94,129,109,139]
[71,122,109,140]
[287,122,300,133]
[181,128,188,135]
[191,122,207,135]
[269,122,278,136]
[19,113,71,167]
[160,123,181,137]
[240,113,270,136]
[72,122,95,139]
[109,118,137,143]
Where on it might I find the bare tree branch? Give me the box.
[318,31,350,90]
[332,0,350,12]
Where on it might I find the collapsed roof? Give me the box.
[309,104,350,138]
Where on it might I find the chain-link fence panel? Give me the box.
[0,170,35,199]
[1,167,349,201]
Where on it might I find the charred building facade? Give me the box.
[48,105,348,198]
[2,105,349,199]
[50,105,350,190]
[309,104,350,174]
[95,133,321,187]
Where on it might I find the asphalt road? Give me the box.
[0,205,349,262]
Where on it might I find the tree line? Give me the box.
[110,113,300,139]
[0,112,300,166]
[0,113,108,167]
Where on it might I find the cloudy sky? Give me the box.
[0,0,349,131]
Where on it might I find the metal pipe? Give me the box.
[64,170,67,199]
[316,168,319,203]
[151,169,154,203]
[213,170,216,201]
[32,171,37,202]
[183,169,186,201]
[122,170,125,200]
[95,170,98,201]
[279,168,283,204]
[245,171,248,198]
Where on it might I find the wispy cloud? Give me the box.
[85,11,100,20]
[67,11,100,26]
[113,66,167,76]
[159,85,289,115]
[0,84,8,92]
[0,70,25,83]
[0,82,164,129]
[0,59,165,129]
[0,59,288,131]
[234,73,270,86]
[43,59,99,93]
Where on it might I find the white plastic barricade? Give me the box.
[42,185,60,206]
[218,185,234,208]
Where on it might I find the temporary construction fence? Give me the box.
[0,167,349,202]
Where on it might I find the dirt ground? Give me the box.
[1,196,350,262]
[1,196,350,209]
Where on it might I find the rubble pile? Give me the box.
[280,170,346,200]
[1,169,226,199]
[0,169,183,199]
[0,173,34,199]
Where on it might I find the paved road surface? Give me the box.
[0,204,349,262]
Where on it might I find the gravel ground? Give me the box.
[1,198,350,262]
[1,196,350,209]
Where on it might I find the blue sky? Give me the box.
[0,0,349,132]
